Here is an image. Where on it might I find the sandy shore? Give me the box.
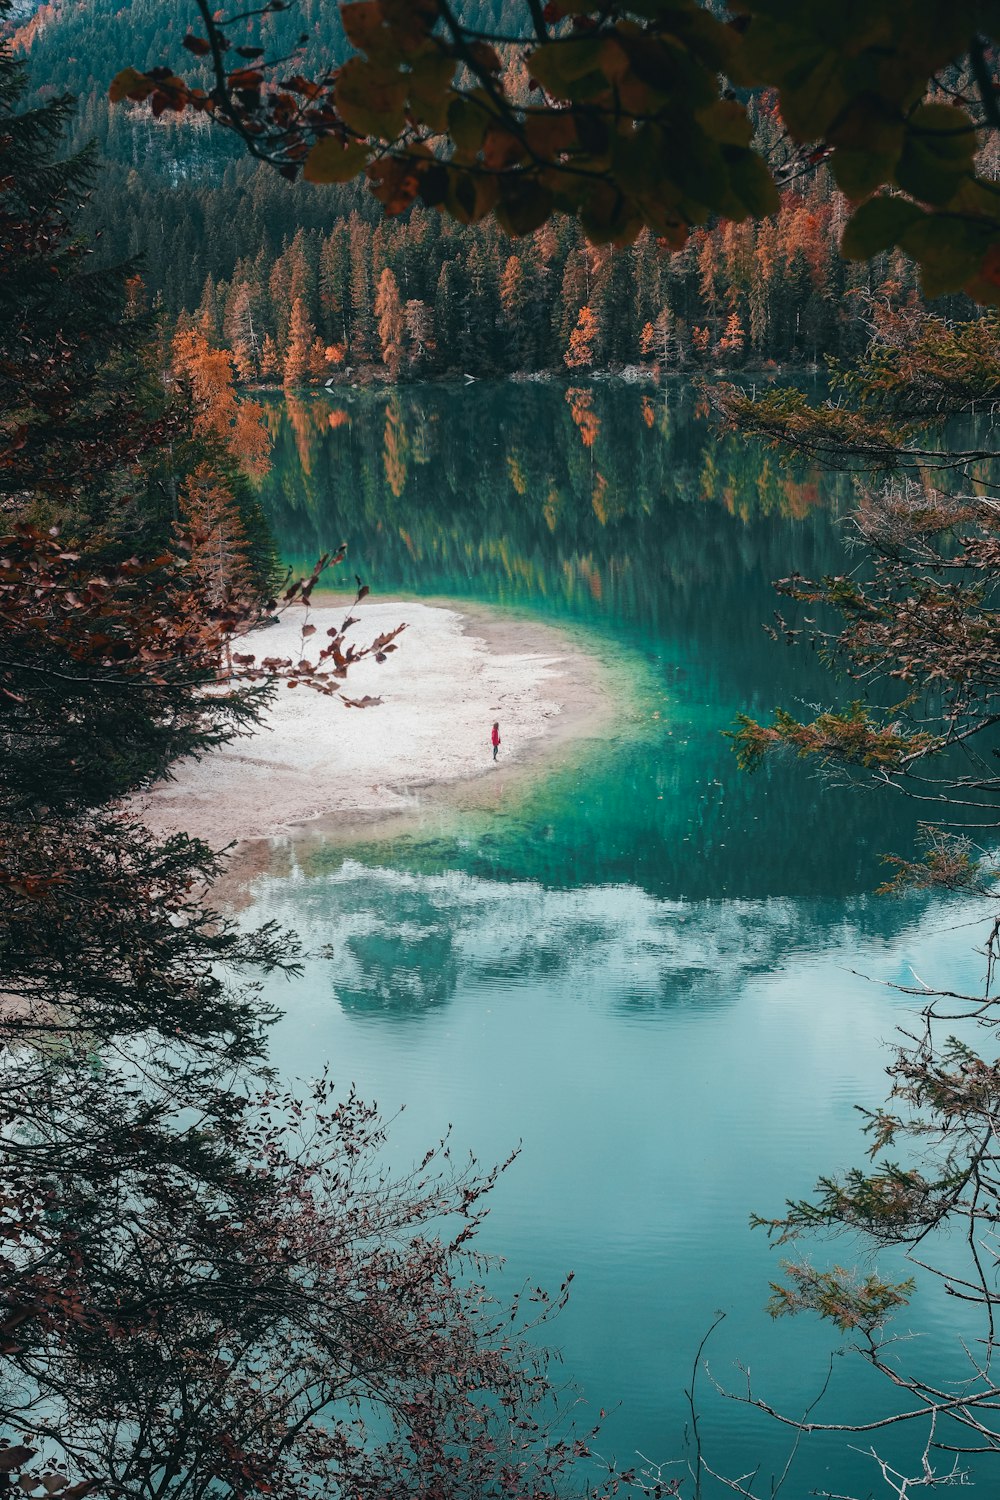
[136,598,613,851]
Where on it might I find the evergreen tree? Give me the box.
[283,296,315,387]
[434,259,463,372]
[0,43,154,523]
[348,212,375,362]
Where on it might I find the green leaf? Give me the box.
[334,57,407,140]
[831,149,897,202]
[899,213,995,297]
[907,103,978,163]
[695,100,754,147]
[841,195,924,259]
[447,95,490,157]
[896,103,976,206]
[724,148,780,219]
[495,179,555,237]
[302,137,369,184]
[528,39,604,94]
[407,53,455,132]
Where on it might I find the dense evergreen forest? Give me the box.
[3,0,981,383]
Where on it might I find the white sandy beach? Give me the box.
[137,598,611,849]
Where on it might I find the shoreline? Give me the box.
[136,597,616,868]
[251,362,815,396]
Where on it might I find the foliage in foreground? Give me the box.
[700,302,1000,1495]
[1,15,642,1497]
[716,306,1000,819]
[115,1,1000,305]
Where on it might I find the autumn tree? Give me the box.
[172,324,270,478]
[225,281,262,381]
[564,304,599,370]
[115,2,1000,306]
[717,308,746,362]
[641,308,675,368]
[283,295,315,387]
[374,263,405,379]
[404,296,434,370]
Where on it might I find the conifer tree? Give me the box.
[404,299,434,371]
[374,265,405,380]
[0,39,154,521]
[564,305,599,370]
[283,296,315,387]
[348,212,375,361]
[260,331,281,380]
[434,260,462,372]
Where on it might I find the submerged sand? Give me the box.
[137,597,613,850]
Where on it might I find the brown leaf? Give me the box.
[0,1449,37,1474]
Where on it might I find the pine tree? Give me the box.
[499,254,528,371]
[260,332,281,381]
[0,40,155,519]
[405,299,434,371]
[434,260,463,372]
[195,274,222,342]
[348,212,375,362]
[225,283,262,382]
[554,246,588,350]
[718,308,746,362]
[283,296,315,387]
[319,223,351,347]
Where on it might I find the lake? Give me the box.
[248,379,990,1496]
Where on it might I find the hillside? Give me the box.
[2,0,970,378]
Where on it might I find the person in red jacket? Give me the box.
[491,721,501,761]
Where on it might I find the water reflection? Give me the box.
[257,379,941,901]
[249,381,995,1497]
[256,859,933,1029]
[260,381,851,642]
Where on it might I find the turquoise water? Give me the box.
[250,381,991,1495]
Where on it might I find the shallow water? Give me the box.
[249,380,994,1495]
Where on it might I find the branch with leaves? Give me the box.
[109,2,1000,299]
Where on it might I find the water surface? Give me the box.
[250,380,989,1495]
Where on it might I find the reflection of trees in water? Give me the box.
[339,922,459,1016]
[254,379,945,909]
[256,380,853,634]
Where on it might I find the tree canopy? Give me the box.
[112,0,1000,302]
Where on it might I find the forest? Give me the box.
[3,0,985,382]
[8,2,1000,1499]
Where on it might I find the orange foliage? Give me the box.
[564,305,599,370]
[719,310,745,357]
[180,462,256,610]
[283,297,315,387]
[328,409,351,430]
[285,397,315,477]
[507,452,527,495]
[10,2,57,52]
[641,397,656,429]
[591,473,608,529]
[172,327,270,482]
[565,386,600,448]
[382,397,408,497]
